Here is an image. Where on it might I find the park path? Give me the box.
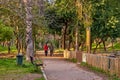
[41,56,107,80]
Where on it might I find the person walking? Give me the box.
[49,43,54,56]
[43,43,48,56]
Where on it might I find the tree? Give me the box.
[79,0,93,53]
[91,0,120,53]
[75,0,82,52]
[0,20,13,54]
[0,0,26,54]
[49,0,77,49]
[23,0,34,61]
[0,0,49,55]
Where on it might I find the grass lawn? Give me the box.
[0,58,44,80]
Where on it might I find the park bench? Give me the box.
[30,56,43,68]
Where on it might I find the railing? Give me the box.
[85,54,120,77]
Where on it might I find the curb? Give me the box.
[40,66,48,80]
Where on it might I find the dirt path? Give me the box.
[41,57,107,80]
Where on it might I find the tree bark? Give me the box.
[86,27,91,53]
[8,41,11,54]
[111,38,114,52]
[23,0,34,61]
[102,40,106,51]
[62,23,68,49]
[75,26,79,52]
[16,37,21,54]
[93,40,101,54]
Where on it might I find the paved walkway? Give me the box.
[41,57,107,80]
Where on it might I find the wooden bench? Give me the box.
[30,56,43,67]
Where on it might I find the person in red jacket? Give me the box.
[43,43,48,56]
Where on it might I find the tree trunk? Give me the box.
[3,41,5,47]
[86,27,91,53]
[63,27,66,49]
[21,40,23,53]
[62,23,68,49]
[90,38,92,51]
[102,40,106,51]
[16,37,21,54]
[8,41,11,54]
[23,0,34,61]
[111,39,114,52]
[75,26,79,52]
[93,41,101,54]
[61,34,64,49]
[68,36,72,50]
[81,43,84,51]
[34,38,36,53]
[21,39,26,55]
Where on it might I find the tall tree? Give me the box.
[75,0,83,52]
[23,0,34,61]
[82,0,93,53]
[55,0,76,49]
[91,0,120,53]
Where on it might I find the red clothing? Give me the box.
[44,44,48,51]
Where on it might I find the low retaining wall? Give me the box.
[63,50,76,59]
[63,50,83,62]
[64,51,120,77]
[85,54,120,77]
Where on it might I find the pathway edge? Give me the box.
[40,66,48,80]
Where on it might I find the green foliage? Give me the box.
[90,0,120,52]
[109,74,120,80]
[91,0,120,40]
[0,20,13,41]
[44,4,62,34]
[91,42,120,52]
[108,42,120,50]
[0,0,26,53]
[82,0,93,27]
[0,45,8,52]
[81,62,108,74]
[52,40,59,48]
[55,0,76,22]
[54,49,64,53]
[45,0,77,34]
[0,45,17,53]
[113,43,120,50]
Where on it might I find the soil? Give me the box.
[21,73,42,80]
[0,53,15,58]
[0,73,42,80]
